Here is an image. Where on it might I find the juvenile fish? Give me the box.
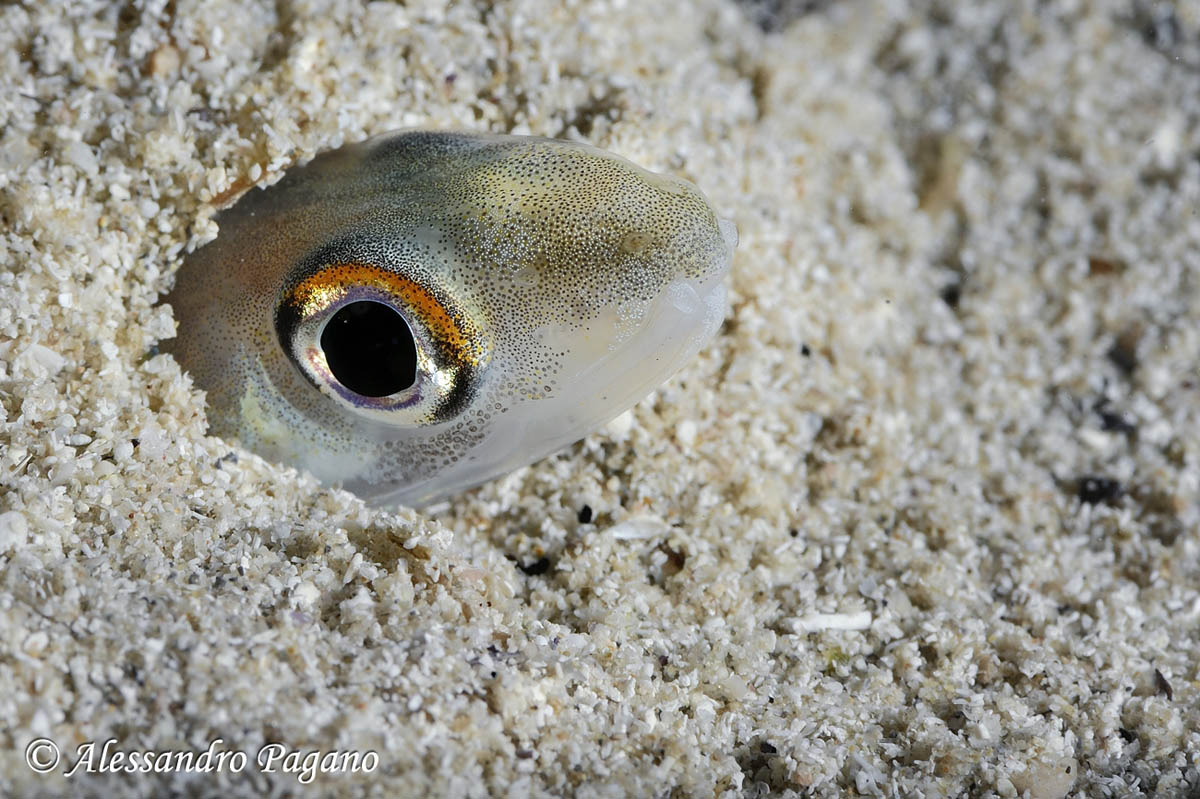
[165,131,736,507]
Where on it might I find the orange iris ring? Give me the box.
[286,262,486,368]
[279,262,489,418]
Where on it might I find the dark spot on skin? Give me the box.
[577,504,593,524]
[518,557,551,576]
[800,344,811,357]
[1077,475,1122,505]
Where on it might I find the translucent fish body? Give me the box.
[165,131,735,506]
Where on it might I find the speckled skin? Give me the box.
[165,131,735,506]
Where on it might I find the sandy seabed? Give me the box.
[1,0,1198,797]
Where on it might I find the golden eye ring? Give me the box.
[276,260,490,424]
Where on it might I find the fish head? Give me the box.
[165,131,735,506]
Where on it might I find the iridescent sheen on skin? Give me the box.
[165,131,736,507]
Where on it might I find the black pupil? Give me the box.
[320,301,417,397]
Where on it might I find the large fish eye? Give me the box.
[320,301,417,397]
[276,259,491,425]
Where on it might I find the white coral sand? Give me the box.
[0,1,1197,796]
